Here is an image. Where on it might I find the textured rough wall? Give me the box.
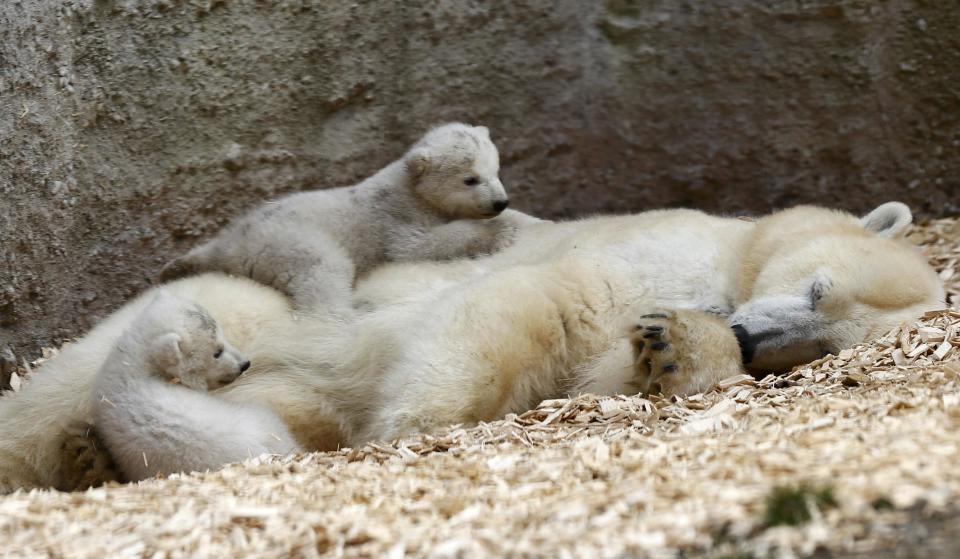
[1,0,958,359]
[590,0,960,213]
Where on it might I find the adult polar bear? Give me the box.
[0,202,944,491]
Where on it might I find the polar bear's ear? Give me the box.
[474,125,490,139]
[147,332,183,378]
[404,148,431,179]
[860,202,913,238]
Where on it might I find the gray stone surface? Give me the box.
[1,0,958,358]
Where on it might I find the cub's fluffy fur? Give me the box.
[160,123,539,312]
[91,291,300,482]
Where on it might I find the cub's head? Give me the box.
[405,122,509,220]
[730,202,945,372]
[137,290,250,391]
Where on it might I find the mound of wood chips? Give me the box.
[1,219,959,558]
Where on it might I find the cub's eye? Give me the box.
[463,177,479,186]
[213,348,224,359]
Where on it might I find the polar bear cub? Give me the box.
[160,123,534,312]
[91,290,300,482]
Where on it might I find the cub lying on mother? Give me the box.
[93,291,299,482]
[0,202,943,491]
[160,122,538,313]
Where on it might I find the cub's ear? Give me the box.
[860,201,912,238]
[474,125,490,138]
[404,148,431,179]
[147,332,183,379]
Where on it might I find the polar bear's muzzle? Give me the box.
[728,292,830,372]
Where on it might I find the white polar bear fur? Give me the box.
[0,203,944,491]
[160,122,537,313]
[92,291,300,482]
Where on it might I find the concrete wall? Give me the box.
[1,0,958,359]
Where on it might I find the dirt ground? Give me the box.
[0,220,957,557]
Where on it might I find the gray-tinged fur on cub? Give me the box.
[160,123,541,313]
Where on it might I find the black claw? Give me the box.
[662,364,677,373]
[641,313,668,319]
[642,331,661,339]
[645,325,664,332]
[651,342,669,351]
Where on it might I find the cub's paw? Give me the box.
[630,309,744,398]
[57,423,121,491]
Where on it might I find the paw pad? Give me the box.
[630,310,681,395]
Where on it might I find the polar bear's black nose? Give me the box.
[492,200,509,213]
[239,360,251,373]
[731,324,754,364]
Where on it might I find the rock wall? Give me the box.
[1,0,958,359]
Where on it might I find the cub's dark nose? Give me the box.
[492,200,509,213]
[239,360,251,373]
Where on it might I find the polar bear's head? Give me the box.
[137,291,251,391]
[730,202,945,372]
[404,122,509,220]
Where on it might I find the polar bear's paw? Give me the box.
[630,311,683,396]
[630,309,743,398]
[57,423,121,491]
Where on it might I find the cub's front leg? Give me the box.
[630,309,744,397]
[388,221,501,263]
[388,210,543,263]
